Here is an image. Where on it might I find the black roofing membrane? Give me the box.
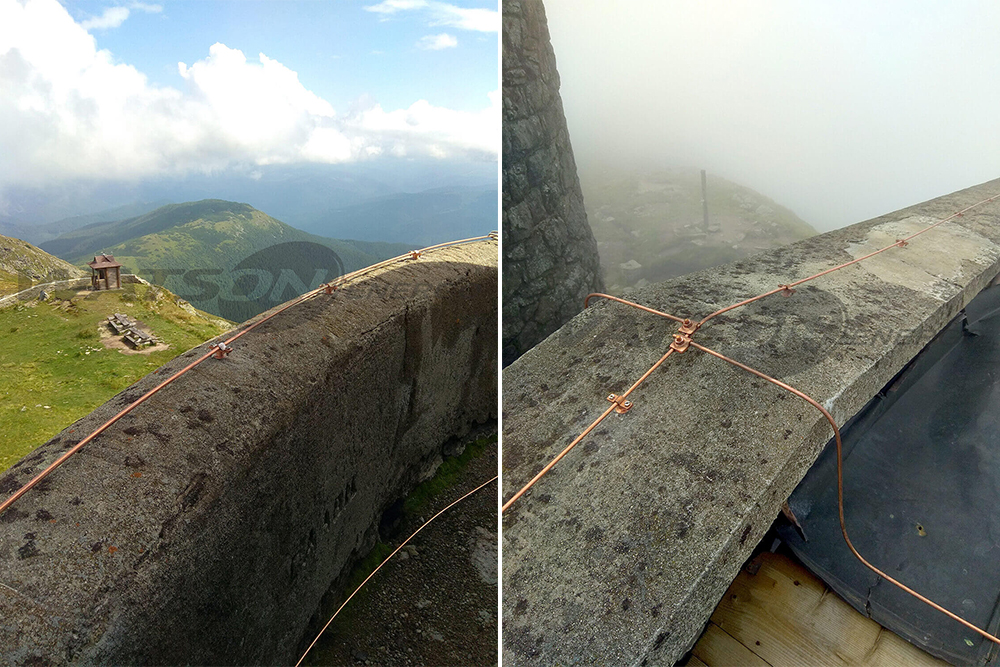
[778,283,1000,666]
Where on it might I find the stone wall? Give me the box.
[0,242,497,665]
[502,0,603,366]
[502,182,1000,665]
[0,274,153,309]
[0,277,91,309]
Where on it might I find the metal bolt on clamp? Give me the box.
[607,393,633,413]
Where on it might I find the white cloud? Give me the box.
[350,89,499,161]
[428,4,497,32]
[80,6,129,30]
[365,1,498,33]
[0,0,498,187]
[128,2,162,12]
[366,0,428,12]
[77,1,160,32]
[417,32,457,50]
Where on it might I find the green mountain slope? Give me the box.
[579,168,817,291]
[0,234,85,296]
[0,282,232,472]
[41,200,410,322]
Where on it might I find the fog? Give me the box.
[542,0,1000,231]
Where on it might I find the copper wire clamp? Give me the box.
[678,319,698,335]
[670,333,691,353]
[896,239,909,247]
[670,319,698,353]
[606,393,633,413]
[409,250,422,260]
[211,342,233,359]
[323,283,337,294]
[779,284,796,297]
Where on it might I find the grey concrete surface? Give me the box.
[502,181,1000,665]
[0,241,497,666]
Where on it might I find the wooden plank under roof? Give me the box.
[684,552,948,667]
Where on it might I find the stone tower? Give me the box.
[502,0,603,366]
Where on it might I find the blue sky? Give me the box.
[61,0,497,112]
[0,0,499,189]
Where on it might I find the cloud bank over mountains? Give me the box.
[0,0,499,189]
[365,0,498,33]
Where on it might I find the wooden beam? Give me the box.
[692,622,772,667]
[697,552,947,667]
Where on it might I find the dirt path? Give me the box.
[301,436,498,666]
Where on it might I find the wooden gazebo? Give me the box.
[87,254,122,290]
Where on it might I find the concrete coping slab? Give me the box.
[501,180,1000,665]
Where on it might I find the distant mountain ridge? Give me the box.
[297,185,498,244]
[43,200,263,261]
[6,183,498,248]
[0,160,498,244]
[0,201,169,246]
[41,200,411,323]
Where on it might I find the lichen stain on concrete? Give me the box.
[846,216,1000,301]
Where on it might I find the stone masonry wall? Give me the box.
[0,278,92,309]
[502,0,603,366]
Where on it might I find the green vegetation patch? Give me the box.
[0,269,18,296]
[0,284,230,472]
[52,289,79,301]
[403,434,495,517]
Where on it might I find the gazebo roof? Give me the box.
[87,254,122,269]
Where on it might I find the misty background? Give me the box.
[543,0,1000,232]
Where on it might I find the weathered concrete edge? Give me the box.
[0,241,497,665]
[501,181,1000,665]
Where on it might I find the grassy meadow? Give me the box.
[0,284,230,472]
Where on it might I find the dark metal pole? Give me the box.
[701,169,709,228]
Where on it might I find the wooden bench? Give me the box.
[107,313,136,335]
[106,313,157,348]
[122,328,156,348]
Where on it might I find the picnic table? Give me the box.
[106,312,157,347]
[106,313,137,335]
[122,328,156,348]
